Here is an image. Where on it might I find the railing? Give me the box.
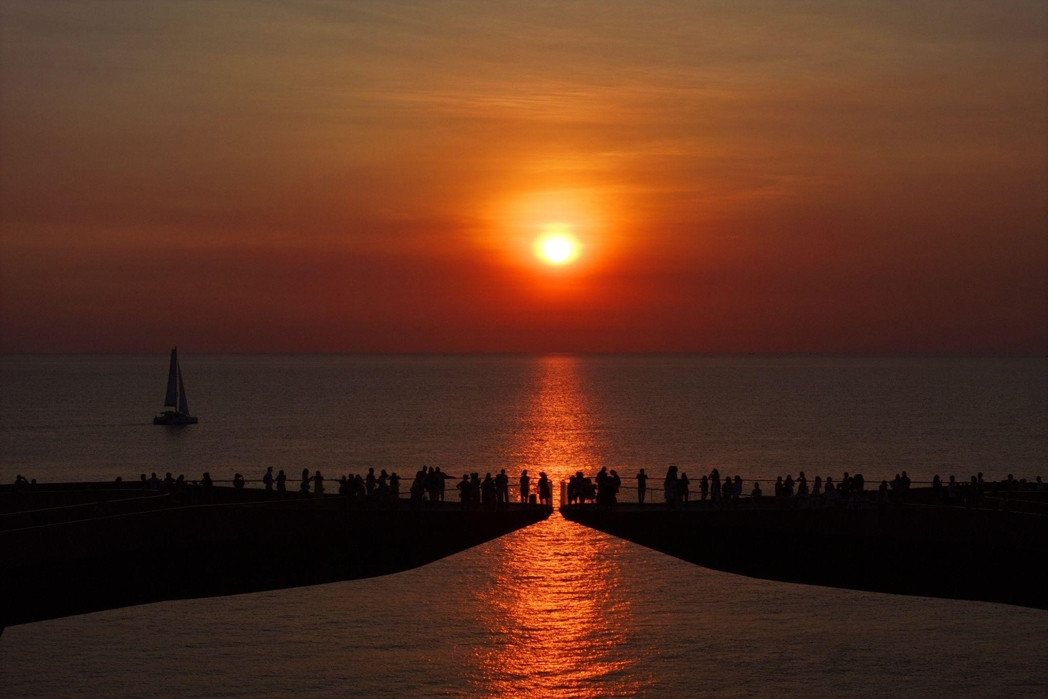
[10,473,1042,513]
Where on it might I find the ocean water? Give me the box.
[1,355,1046,697]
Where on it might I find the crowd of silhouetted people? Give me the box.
[115,464,557,510]
[565,467,622,505]
[452,469,553,510]
[560,466,1047,510]
[8,468,1045,512]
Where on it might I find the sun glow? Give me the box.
[485,187,621,275]
[535,224,580,265]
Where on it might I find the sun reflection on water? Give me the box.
[470,357,649,696]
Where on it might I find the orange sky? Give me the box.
[1,1,1045,353]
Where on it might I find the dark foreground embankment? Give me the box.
[561,500,1047,610]
[1,484,551,628]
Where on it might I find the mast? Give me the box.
[177,363,190,415]
[163,348,179,409]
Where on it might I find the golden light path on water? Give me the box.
[469,357,649,697]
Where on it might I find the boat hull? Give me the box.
[153,413,198,425]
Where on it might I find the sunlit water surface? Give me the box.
[1,355,1045,696]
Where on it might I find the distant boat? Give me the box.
[153,348,198,425]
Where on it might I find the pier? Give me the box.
[560,490,1048,610]
[0,482,551,628]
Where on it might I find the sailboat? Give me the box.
[153,347,198,425]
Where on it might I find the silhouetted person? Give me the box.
[365,468,376,498]
[481,473,496,508]
[710,468,721,504]
[495,469,509,505]
[823,477,839,502]
[519,469,530,503]
[262,467,274,491]
[378,469,389,499]
[276,469,287,492]
[596,467,610,505]
[199,472,214,503]
[435,467,447,501]
[425,467,439,502]
[458,474,470,509]
[581,476,595,503]
[300,468,311,494]
[233,473,245,489]
[664,465,678,507]
[410,471,425,506]
[390,472,400,501]
[699,475,709,502]
[679,472,690,505]
[636,468,648,504]
[313,470,324,495]
[751,482,762,499]
[538,472,551,506]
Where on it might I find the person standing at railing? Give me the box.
[496,469,509,506]
[700,474,709,502]
[538,472,551,506]
[457,474,470,510]
[679,472,689,505]
[262,467,274,492]
[664,465,678,508]
[636,468,647,504]
[424,467,439,502]
[596,467,609,505]
[482,473,496,508]
[519,469,530,504]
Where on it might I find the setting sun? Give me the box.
[535,224,580,265]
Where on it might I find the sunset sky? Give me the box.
[1,1,1045,353]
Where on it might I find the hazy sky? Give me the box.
[2,1,1045,353]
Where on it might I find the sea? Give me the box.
[1,354,1046,697]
